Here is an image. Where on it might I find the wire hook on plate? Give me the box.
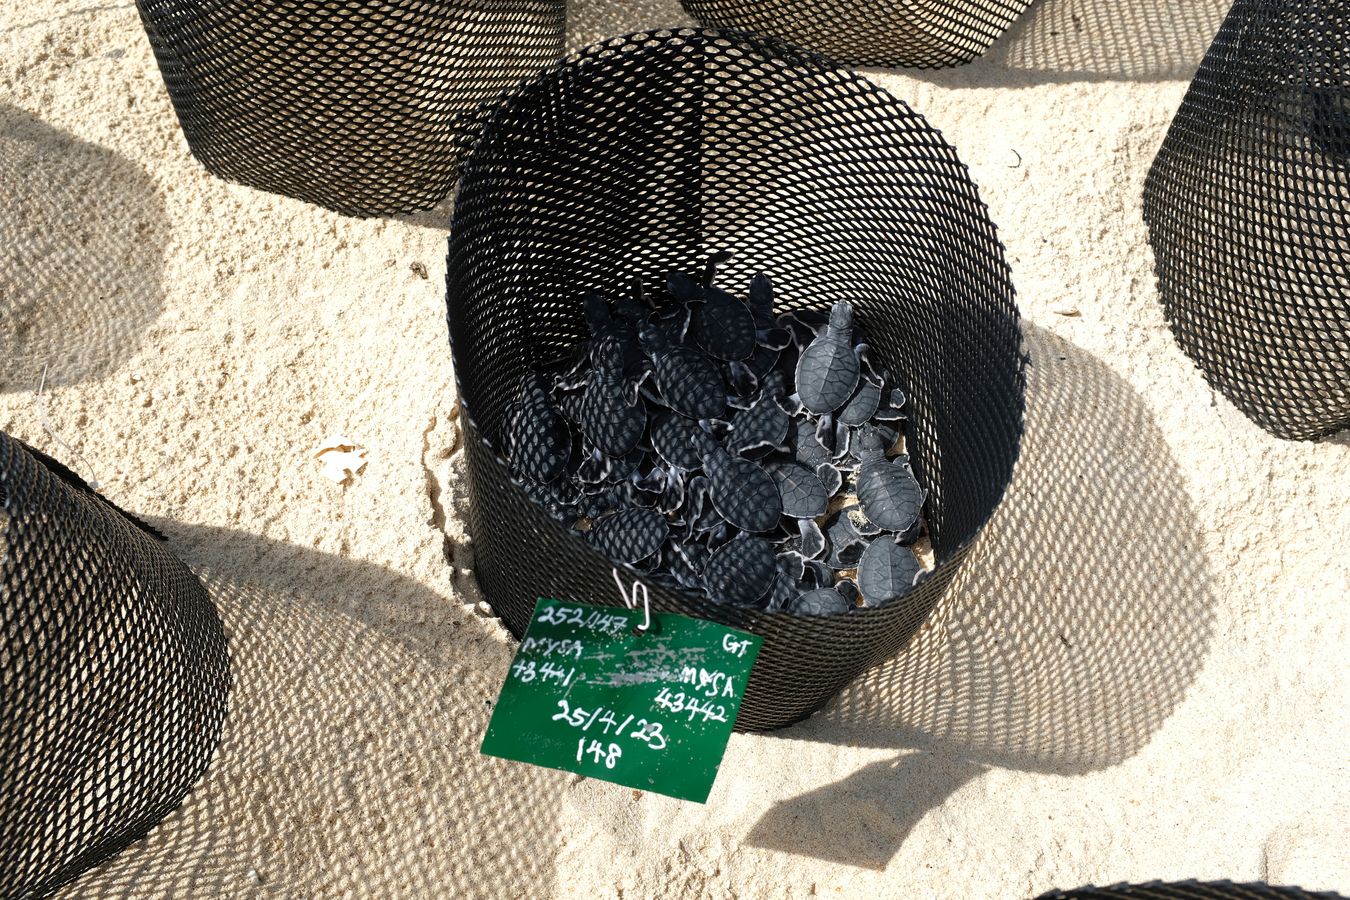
[611,568,651,635]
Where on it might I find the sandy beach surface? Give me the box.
[3,0,1348,897]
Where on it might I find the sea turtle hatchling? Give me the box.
[730,371,790,455]
[560,339,645,458]
[855,428,925,533]
[856,537,922,608]
[649,411,706,472]
[796,301,862,414]
[768,461,828,519]
[587,507,668,565]
[694,432,782,533]
[692,284,757,361]
[639,324,726,420]
[789,587,852,616]
[584,293,643,379]
[504,370,571,484]
[703,534,777,607]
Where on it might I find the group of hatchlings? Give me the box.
[502,254,932,616]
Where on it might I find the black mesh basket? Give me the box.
[0,433,230,899]
[446,29,1025,733]
[134,0,567,218]
[1039,882,1348,899]
[680,0,1032,69]
[1142,0,1350,441]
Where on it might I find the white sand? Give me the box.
[2,0,1347,897]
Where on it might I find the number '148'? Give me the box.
[577,739,621,769]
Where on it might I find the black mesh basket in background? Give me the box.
[0,433,229,899]
[446,29,1025,732]
[1039,881,1348,899]
[680,0,1032,68]
[1142,0,1350,441]
[134,0,567,218]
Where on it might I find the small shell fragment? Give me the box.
[312,433,368,485]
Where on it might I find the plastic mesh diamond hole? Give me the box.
[447,29,1025,732]
[0,433,229,899]
[1038,882,1348,899]
[1143,0,1350,441]
[135,0,567,218]
[680,0,1032,69]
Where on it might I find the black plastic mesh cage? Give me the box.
[1142,0,1350,441]
[446,29,1025,732]
[134,0,567,218]
[0,433,229,899]
[1039,882,1348,899]
[680,0,1033,69]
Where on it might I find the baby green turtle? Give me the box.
[789,587,852,616]
[855,428,925,533]
[795,301,861,414]
[694,432,782,533]
[856,538,921,608]
[730,371,790,454]
[650,411,706,471]
[703,534,776,607]
[584,293,643,378]
[768,461,828,519]
[505,370,571,483]
[563,339,645,458]
[639,324,726,420]
[587,507,668,565]
[692,285,757,361]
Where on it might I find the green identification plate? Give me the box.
[481,598,762,803]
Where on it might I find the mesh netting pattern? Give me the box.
[679,0,1032,69]
[0,433,229,899]
[1039,882,1348,899]
[1142,0,1350,441]
[134,0,567,218]
[447,29,1025,733]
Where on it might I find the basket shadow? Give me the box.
[0,104,166,393]
[61,524,564,898]
[747,324,1216,868]
[909,0,1230,87]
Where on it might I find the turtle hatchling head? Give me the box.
[828,300,854,332]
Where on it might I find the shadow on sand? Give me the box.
[910,0,1230,87]
[63,524,563,898]
[0,105,166,393]
[748,324,1217,869]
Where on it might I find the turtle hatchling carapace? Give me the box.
[795,301,861,415]
[639,324,727,420]
[855,428,925,534]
